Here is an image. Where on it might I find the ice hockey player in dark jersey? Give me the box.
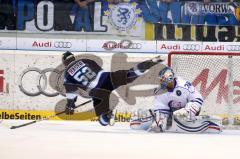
[62,51,165,126]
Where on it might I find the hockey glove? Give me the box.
[151,55,165,63]
[65,97,77,115]
[173,103,200,120]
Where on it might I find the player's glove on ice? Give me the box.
[65,97,77,115]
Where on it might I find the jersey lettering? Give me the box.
[68,61,85,76]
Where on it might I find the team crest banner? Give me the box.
[15,0,144,37]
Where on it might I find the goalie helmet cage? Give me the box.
[168,51,240,129]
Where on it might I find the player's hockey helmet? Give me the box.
[158,67,175,89]
[62,51,75,66]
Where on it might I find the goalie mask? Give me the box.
[62,51,75,66]
[158,67,175,89]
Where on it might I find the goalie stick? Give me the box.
[10,100,92,129]
[148,109,163,132]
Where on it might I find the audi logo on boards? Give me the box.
[128,43,142,49]
[227,45,240,51]
[103,39,142,50]
[54,41,72,48]
[183,44,201,51]
[19,68,64,97]
[120,39,142,49]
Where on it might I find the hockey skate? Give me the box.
[99,109,116,126]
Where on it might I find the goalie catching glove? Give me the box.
[173,102,200,120]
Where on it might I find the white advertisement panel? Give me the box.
[87,40,157,53]
[202,42,240,53]
[0,37,17,50]
[16,38,87,51]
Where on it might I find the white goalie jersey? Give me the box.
[154,76,203,115]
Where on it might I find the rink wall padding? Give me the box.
[0,50,240,127]
[0,50,163,119]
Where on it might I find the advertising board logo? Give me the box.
[159,44,180,50]
[32,41,72,49]
[105,2,141,32]
[19,68,64,97]
[0,70,4,93]
[204,44,224,51]
[32,41,52,48]
[192,68,240,104]
[102,40,142,50]
[54,41,72,48]
[227,45,240,51]
[183,44,201,51]
[128,43,142,49]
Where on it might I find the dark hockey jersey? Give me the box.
[64,59,103,92]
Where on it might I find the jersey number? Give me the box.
[73,66,96,86]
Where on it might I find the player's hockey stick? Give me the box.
[10,100,92,129]
[148,109,163,132]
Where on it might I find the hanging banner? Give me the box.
[14,0,144,37]
[154,24,240,42]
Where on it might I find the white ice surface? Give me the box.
[0,120,240,159]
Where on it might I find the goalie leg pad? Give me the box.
[130,116,152,130]
[169,115,223,133]
[130,109,153,130]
